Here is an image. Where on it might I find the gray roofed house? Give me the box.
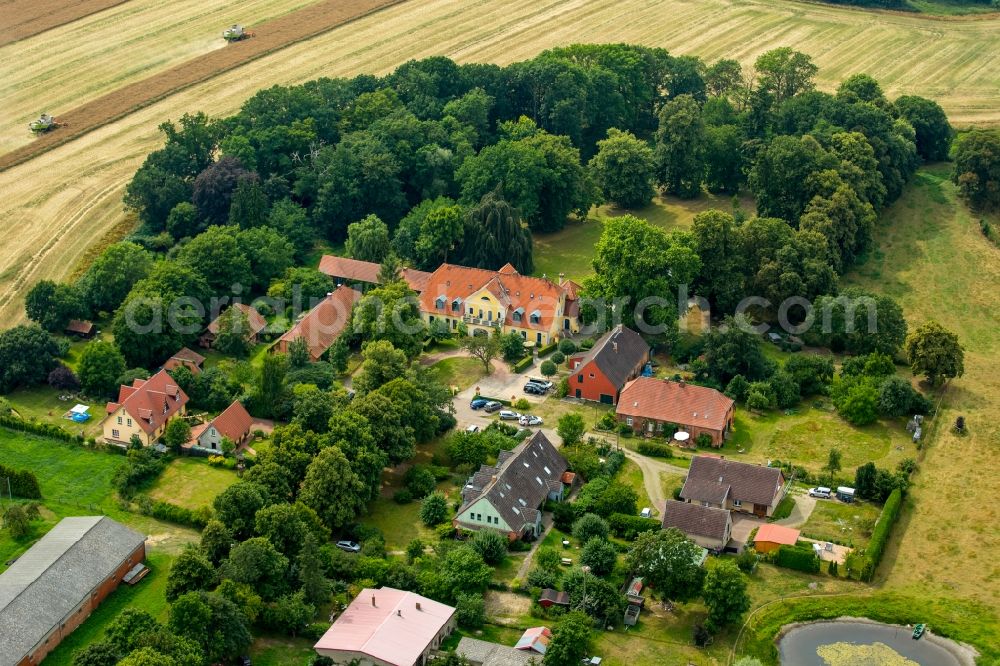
[456,637,535,666]
[680,456,786,518]
[0,516,147,666]
[661,501,733,551]
[455,431,568,538]
[569,324,650,404]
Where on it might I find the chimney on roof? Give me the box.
[612,342,618,353]
[679,379,685,387]
[719,476,724,483]
[559,272,565,284]
[397,609,402,617]
[372,594,376,607]
[542,273,547,279]
[416,601,422,611]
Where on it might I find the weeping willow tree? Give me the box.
[456,189,534,274]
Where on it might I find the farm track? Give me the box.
[0,0,132,47]
[1,0,999,326]
[0,0,407,171]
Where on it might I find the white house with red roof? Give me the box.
[314,587,456,666]
[102,369,189,447]
[189,400,253,451]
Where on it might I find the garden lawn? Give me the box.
[533,192,755,282]
[146,457,238,510]
[426,357,487,392]
[41,550,173,666]
[249,635,317,666]
[618,458,652,510]
[800,499,882,550]
[724,408,916,475]
[4,384,104,438]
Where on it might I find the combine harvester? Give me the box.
[28,113,58,134]
[222,24,254,42]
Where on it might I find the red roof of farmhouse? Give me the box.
[318,255,431,293]
[105,369,188,435]
[313,587,455,666]
[617,377,734,431]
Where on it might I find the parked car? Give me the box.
[527,377,553,390]
[335,540,361,553]
[519,414,543,426]
[767,331,784,345]
[499,410,521,420]
[808,487,832,499]
[640,507,652,519]
[240,656,252,666]
[470,398,488,410]
[524,383,546,395]
[484,401,502,413]
[465,424,481,433]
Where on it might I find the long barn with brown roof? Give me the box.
[616,377,735,446]
[273,285,360,361]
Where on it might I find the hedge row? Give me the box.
[608,512,661,540]
[637,441,674,458]
[0,415,83,443]
[0,463,42,499]
[141,497,212,529]
[511,356,534,373]
[774,544,821,573]
[536,342,557,357]
[861,487,903,581]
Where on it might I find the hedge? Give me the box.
[536,342,557,357]
[861,487,902,581]
[0,415,84,443]
[0,463,42,499]
[144,498,211,529]
[774,544,821,573]
[637,441,673,458]
[608,512,661,540]
[511,356,534,373]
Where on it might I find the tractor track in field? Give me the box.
[0,0,409,172]
[0,0,134,48]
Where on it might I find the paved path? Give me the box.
[618,446,690,514]
[773,490,817,528]
[515,512,554,580]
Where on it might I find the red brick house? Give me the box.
[568,325,650,404]
[616,377,735,446]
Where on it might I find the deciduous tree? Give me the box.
[905,320,964,386]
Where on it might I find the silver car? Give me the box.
[499,410,521,420]
[519,414,543,426]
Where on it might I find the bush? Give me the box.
[572,513,609,543]
[513,398,531,411]
[637,441,673,458]
[579,338,595,350]
[512,356,534,373]
[540,360,557,377]
[774,545,821,573]
[537,342,558,357]
[0,415,83,443]
[551,351,566,364]
[861,487,902,581]
[455,592,486,629]
[736,548,758,574]
[420,493,449,526]
[207,455,225,467]
[695,433,713,448]
[0,464,42,499]
[556,376,569,398]
[393,489,413,504]
[146,498,211,529]
[580,538,617,576]
[469,530,508,565]
[404,465,437,499]
[558,339,577,355]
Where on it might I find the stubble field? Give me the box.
[2,0,999,325]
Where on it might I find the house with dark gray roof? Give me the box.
[0,516,146,666]
[454,431,568,539]
[661,501,733,551]
[680,456,786,517]
[569,325,649,404]
[456,637,535,666]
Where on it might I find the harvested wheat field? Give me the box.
[0,0,407,170]
[0,0,325,156]
[0,0,131,47]
[2,0,1000,324]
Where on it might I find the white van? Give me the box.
[640,507,652,518]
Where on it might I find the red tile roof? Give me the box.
[420,263,569,331]
[318,255,431,293]
[754,523,800,546]
[617,378,734,432]
[206,303,267,336]
[110,369,189,435]
[277,285,360,360]
[170,347,205,366]
[65,320,94,335]
[205,400,253,442]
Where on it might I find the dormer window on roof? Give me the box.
[435,295,446,309]
[451,297,462,312]
[530,310,541,323]
[519,498,527,506]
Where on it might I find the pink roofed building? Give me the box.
[314,587,456,666]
